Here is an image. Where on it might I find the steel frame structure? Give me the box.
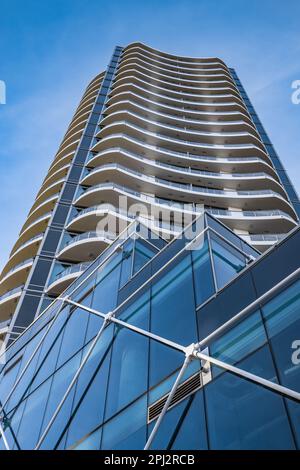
[0,220,299,450]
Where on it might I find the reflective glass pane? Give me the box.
[204,346,295,449]
[262,280,300,446]
[101,395,147,450]
[105,292,150,419]
[192,236,215,306]
[65,325,113,448]
[210,311,267,377]
[150,256,197,387]
[211,234,246,289]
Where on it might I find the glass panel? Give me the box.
[148,397,189,450]
[56,293,92,369]
[65,325,114,448]
[211,234,246,289]
[192,236,215,306]
[101,395,147,450]
[25,306,70,394]
[119,240,133,288]
[171,390,208,450]
[210,311,267,377]
[38,352,82,449]
[204,346,295,449]
[150,255,197,387]
[133,238,156,274]
[86,256,121,341]
[105,292,150,419]
[72,428,102,450]
[15,378,52,449]
[262,280,300,446]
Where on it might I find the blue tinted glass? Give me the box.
[172,391,208,450]
[15,378,52,449]
[192,236,215,306]
[27,306,70,392]
[73,428,102,450]
[211,234,246,289]
[86,258,121,341]
[205,346,295,449]
[39,352,82,449]
[210,311,267,376]
[65,325,113,448]
[105,292,150,419]
[119,240,133,288]
[101,395,147,450]
[262,280,300,446]
[148,398,189,450]
[133,239,156,274]
[56,293,92,368]
[150,256,197,387]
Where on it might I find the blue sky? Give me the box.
[0,0,300,270]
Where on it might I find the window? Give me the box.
[262,280,300,446]
[192,236,215,306]
[133,238,156,274]
[65,325,114,448]
[211,234,246,289]
[101,395,147,450]
[210,311,267,377]
[105,292,150,419]
[150,256,197,387]
[204,346,295,449]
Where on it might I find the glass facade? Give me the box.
[0,216,299,450]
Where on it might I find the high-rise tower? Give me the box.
[0,43,299,341]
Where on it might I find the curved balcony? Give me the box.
[91,136,275,174]
[16,212,52,250]
[103,99,257,134]
[100,110,263,148]
[47,262,91,296]
[123,43,227,67]
[0,285,23,322]
[57,230,115,262]
[116,62,236,90]
[26,193,59,226]
[207,208,297,233]
[67,204,132,232]
[40,164,69,193]
[0,258,33,296]
[108,84,247,114]
[94,121,270,161]
[75,179,295,217]
[240,233,286,252]
[117,57,232,82]
[48,150,75,178]
[84,159,283,194]
[68,201,296,240]
[7,233,43,270]
[121,49,229,73]
[105,90,253,125]
[54,138,80,162]
[111,78,244,107]
[113,69,239,96]
[32,179,64,212]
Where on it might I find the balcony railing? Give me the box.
[2,258,34,279]
[55,262,92,281]
[0,285,23,303]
